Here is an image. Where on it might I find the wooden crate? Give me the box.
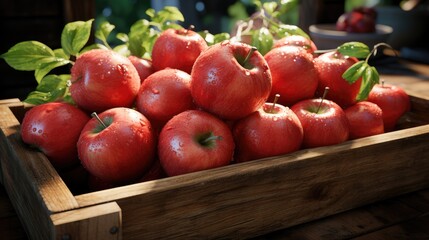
[1,92,429,240]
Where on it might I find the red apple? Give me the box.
[151,27,208,74]
[313,51,362,108]
[158,110,235,176]
[336,7,377,33]
[291,98,349,148]
[264,45,319,106]
[233,99,303,163]
[191,40,272,120]
[70,49,141,112]
[367,83,411,131]
[135,68,195,131]
[77,107,156,183]
[345,101,384,139]
[20,102,90,169]
[128,55,154,83]
[272,35,317,54]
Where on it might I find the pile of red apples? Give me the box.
[20,28,410,192]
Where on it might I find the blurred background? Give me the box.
[1,0,428,101]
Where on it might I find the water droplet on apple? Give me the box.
[66,80,72,87]
[245,71,251,76]
[37,129,43,134]
[152,88,160,94]
[32,128,37,133]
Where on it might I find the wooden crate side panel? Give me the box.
[51,202,122,240]
[0,105,79,240]
[74,125,429,239]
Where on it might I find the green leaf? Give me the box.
[275,24,310,39]
[61,19,94,56]
[200,31,230,46]
[116,32,129,43]
[24,74,71,105]
[251,27,273,55]
[0,41,55,71]
[34,59,71,83]
[337,42,371,59]
[95,21,115,49]
[356,66,379,101]
[128,19,152,57]
[53,48,70,60]
[342,61,368,84]
[263,2,278,16]
[153,6,184,24]
[113,44,130,56]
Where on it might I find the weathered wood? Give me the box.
[257,192,425,240]
[51,202,122,240]
[1,88,429,239]
[352,214,429,240]
[73,124,429,239]
[0,105,79,240]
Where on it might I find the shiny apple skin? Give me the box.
[21,102,90,169]
[191,40,272,120]
[128,55,154,83]
[77,107,156,183]
[70,49,141,112]
[264,45,319,106]
[314,51,362,108]
[152,28,208,74]
[233,102,303,163]
[367,83,411,131]
[291,98,350,148]
[272,35,318,54]
[345,101,384,139]
[135,68,195,129]
[158,110,235,176]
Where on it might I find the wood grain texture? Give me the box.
[74,124,429,239]
[0,105,79,240]
[51,202,122,240]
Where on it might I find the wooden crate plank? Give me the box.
[255,193,424,240]
[0,105,79,240]
[352,214,429,240]
[51,202,122,240]
[397,189,429,214]
[74,125,429,239]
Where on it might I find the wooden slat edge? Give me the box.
[51,202,122,240]
[0,105,79,239]
[75,124,429,207]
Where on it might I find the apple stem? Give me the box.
[381,79,385,88]
[91,112,108,129]
[243,46,258,65]
[201,135,223,145]
[316,87,330,113]
[269,94,281,113]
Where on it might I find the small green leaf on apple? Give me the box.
[338,42,392,101]
[24,74,71,105]
[61,19,94,56]
[94,21,116,49]
[337,42,370,59]
[0,41,58,71]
